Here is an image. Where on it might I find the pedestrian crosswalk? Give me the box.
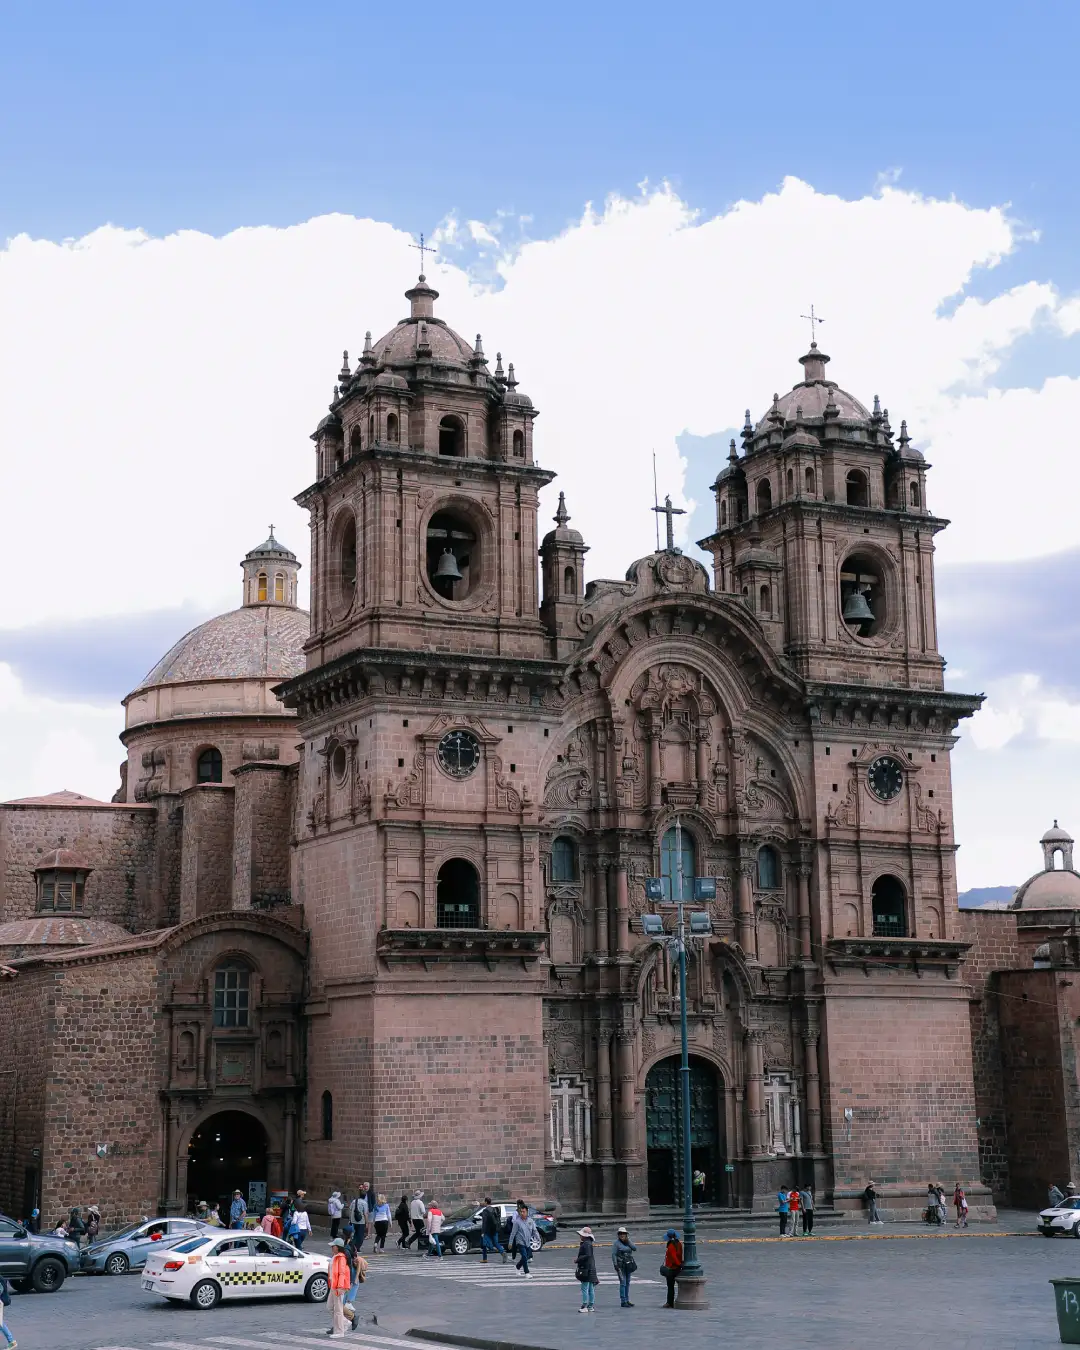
[379,1258,659,1289]
[94,1331,431,1350]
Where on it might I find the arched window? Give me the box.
[660,827,695,902]
[759,584,771,616]
[786,468,794,496]
[846,469,869,507]
[387,413,399,444]
[871,875,907,937]
[909,481,921,508]
[512,429,524,457]
[563,566,576,597]
[757,845,781,890]
[438,415,465,457]
[197,748,223,784]
[177,1030,196,1070]
[551,836,578,883]
[756,479,773,513]
[427,510,478,601]
[736,499,745,523]
[337,516,357,608]
[436,858,481,928]
[213,964,250,1028]
[369,414,375,443]
[321,1090,333,1141]
[257,572,268,602]
[720,499,728,526]
[805,467,815,495]
[840,552,886,637]
[349,426,362,459]
[274,572,284,602]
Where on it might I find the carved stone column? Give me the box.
[695,722,710,784]
[797,864,812,961]
[595,1030,615,1162]
[615,863,630,956]
[745,1029,765,1156]
[648,727,663,810]
[616,1028,639,1161]
[592,863,609,956]
[803,1028,823,1153]
[737,865,757,960]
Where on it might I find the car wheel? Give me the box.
[105,1251,130,1276]
[190,1279,221,1310]
[451,1234,471,1256]
[1072,1222,1080,1239]
[10,1279,30,1294]
[529,1233,543,1252]
[31,1257,66,1293]
[304,1273,329,1303]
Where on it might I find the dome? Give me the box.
[1012,870,1080,910]
[245,529,297,562]
[0,916,132,953]
[369,275,477,375]
[132,605,308,693]
[753,344,871,434]
[1043,821,1074,845]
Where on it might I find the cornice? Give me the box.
[296,447,555,508]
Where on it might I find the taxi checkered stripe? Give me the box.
[218,1268,305,1286]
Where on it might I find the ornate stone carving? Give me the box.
[543,725,592,809]
[826,776,858,827]
[912,782,944,834]
[385,751,425,809]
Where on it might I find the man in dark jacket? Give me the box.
[611,1226,637,1306]
[480,1198,507,1264]
[575,1227,598,1313]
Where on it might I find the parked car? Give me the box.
[142,1231,330,1309]
[0,1212,80,1292]
[439,1203,557,1257]
[1038,1197,1080,1236]
[82,1217,214,1275]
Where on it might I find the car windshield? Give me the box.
[172,1236,213,1253]
[448,1206,477,1221]
[101,1224,143,1243]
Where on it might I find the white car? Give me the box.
[141,1231,330,1309]
[1038,1197,1080,1236]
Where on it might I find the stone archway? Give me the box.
[645,1055,725,1207]
[184,1108,269,1218]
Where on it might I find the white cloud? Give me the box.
[4,177,1080,874]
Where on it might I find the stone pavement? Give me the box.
[8,1219,1077,1350]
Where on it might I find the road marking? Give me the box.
[257,1333,424,1348]
[152,1342,222,1350]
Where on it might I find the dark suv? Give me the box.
[0,1214,81,1292]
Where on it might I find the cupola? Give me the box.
[241,529,301,608]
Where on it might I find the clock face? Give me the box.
[437,729,481,779]
[867,755,904,802]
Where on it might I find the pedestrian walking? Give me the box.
[292,1201,311,1249]
[327,1237,351,1338]
[342,1224,369,1331]
[692,1168,706,1208]
[611,1225,637,1307]
[328,1190,344,1241]
[1049,1183,1066,1208]
[574,1226,598,1313]
[229,1189,247,1229]
[260,1210,275,1234]
[661,1229,682,1309]
[351,1187,371,1250]
[509,1201,538,1278]
[0,1273,15,1349]
[864,1180,882,1225]
[787,1187,801,1236]
[953,1183,968,1228]
[372,1194,391,1252]
[394,1194,411,1248]
[85,1206,100,1244]
[799,1185,815,1235]
[480,1197,508,1263]
[425,1199,444,1258]
[66,1206,87,1247]
[776,1186,790,1236]
[405,1191,427,1250]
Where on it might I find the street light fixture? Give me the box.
[645,814,709,1309]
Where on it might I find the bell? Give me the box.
[843,588,874,624]
[433,548,462,581]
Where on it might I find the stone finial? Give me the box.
[872,394,882,419]
[506,363,518,389]
[744,409,752,431]
[882,407,892,435]
[554,491,570,526]
[768,393,783,425]
[332,385,339,402]
[339,350,351,383]
[472,333,487,364]
[405,274,439,320]
[898,419,911,447]
[494,352,506,384]
[361,331,376,366]
[795,404,803,424]
[729,438,738,464]
[824,387,839,417]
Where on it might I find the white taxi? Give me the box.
[141,1231,330,1309]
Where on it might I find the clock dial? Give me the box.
[437,730,481,779]
[867,755,904,802]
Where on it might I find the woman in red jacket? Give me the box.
[328,1237,351,1337]
[662,1229,682,1309]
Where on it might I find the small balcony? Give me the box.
[376,927,546,971]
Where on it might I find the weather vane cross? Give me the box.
[653,494,686,552]
[411,232,436,275]
[801,304,824,344]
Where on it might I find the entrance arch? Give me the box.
[645,1055,725,1207]
[185,1109,269,1217]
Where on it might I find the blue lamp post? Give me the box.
[644,814,709,1309]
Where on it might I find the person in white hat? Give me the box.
[574,1227,598,1312]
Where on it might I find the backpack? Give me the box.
[352,1198,366,1225]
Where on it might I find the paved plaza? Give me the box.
[7,1218,1080,1350]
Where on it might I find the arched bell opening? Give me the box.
[871,874,908,937]
[436,858,481,929]
[438,415,465,457]
[840,551,888,637]
[426,509,481,602]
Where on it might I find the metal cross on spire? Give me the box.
[653,494,686,552]
[268,523,275,538]
[411,232,436,275]
[801,304,825,344]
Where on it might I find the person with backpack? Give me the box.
[405,1191,427,1250]
[799,1185,815,1236]
[480,1198,508,1264]
[327,1237,351,1338]
[66,1206,87,1247]
[292,1200,311,1249]
[611,1225,637,1307]
[342,1224,369,1332]
[574,1226,598,1313]
[327,1190,344,1241]
[85,1206,101,1244]
[509,1201,538,1278]
[661,1229,682,1309]
[394,1194,411,1248]
[425,1199,444,1258]
[350,1188,371,1250]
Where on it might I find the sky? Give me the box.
[2,1,1079,889]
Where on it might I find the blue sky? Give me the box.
[2,2,1079,887]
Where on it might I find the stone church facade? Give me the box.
[0,276,1006,1227]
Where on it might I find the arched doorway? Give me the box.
[646,1056,724,1207]
[186,1110,268,1217]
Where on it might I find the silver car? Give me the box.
[81,1217,213,1275]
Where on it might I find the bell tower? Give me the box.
[301,275,554,667]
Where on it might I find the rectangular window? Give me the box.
[40,880,54,909]
[213,968,250,1028]
[56,877,73,911]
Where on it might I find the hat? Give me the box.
[665,1229,678,1240]
[577,1226,594,1238]
[413,1189,424,1197]
[331,1237,345,1248]
[233,1189,242,1196]
[617,1226,628,1234]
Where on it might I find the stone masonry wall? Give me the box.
[0,967,50,1222]
[232,765,294,910]
[0,802,157,930]
[955,908,1021,1203]
[179,785,235,922]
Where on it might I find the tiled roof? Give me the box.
[372,317,475,371]
[4,790,109,807]
[133,604,309,692]
[0,917,132,947]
